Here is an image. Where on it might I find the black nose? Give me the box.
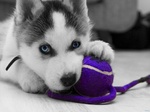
[61,73,76,87]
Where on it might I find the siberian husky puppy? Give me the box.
[0,0,114,93]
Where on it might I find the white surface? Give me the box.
[0,51,150,112]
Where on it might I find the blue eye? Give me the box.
[39,44,51,55]
[71,41,81,49]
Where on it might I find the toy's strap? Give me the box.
[114,75,150,93]
[114,80,138,93]
[47,86,116,104]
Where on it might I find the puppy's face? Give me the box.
[14,0,91,92]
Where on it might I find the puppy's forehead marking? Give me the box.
[45,12,74,53]
[52,12,66,31]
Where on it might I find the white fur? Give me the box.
[0,0,114,93]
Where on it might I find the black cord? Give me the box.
[6,56,21,71]
[138,75,150,83]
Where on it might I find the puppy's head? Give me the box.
[14,0,91,92]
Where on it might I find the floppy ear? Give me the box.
[15,0,44,25]
[63,0,89,22]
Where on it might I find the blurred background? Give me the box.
[0,0,150,50]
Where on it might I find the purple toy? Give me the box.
[47,56,150,104]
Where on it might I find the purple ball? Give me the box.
[74,56,114,97]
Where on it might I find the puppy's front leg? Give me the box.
[0,59,46,93]
[18,63,47,93]
[86,40,114,63]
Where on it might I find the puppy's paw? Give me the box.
[19,72,47,93]
[86,40,114,63]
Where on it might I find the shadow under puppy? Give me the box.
[0,0,114,93]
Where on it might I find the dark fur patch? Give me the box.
[16,1,89,45]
